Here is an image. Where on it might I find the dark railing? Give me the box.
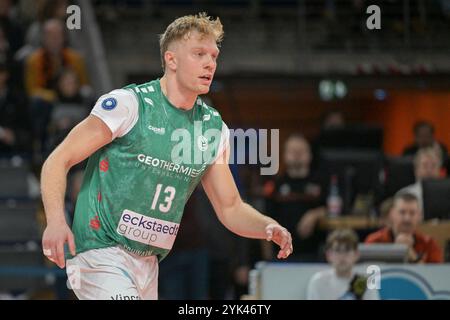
[93,0,450,52]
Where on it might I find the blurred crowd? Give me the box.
[0,0,91,164]
[159,110,449,300]
[0,0,449,300]
[0,0,91,300]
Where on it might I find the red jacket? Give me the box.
[365,227,444,263]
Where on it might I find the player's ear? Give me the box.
[165,50,177,71]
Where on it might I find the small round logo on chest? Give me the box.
[197,135,208,152]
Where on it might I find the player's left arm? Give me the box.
[201,146,292,259]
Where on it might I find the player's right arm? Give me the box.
[41,115,112,268]
[41,89,139,269]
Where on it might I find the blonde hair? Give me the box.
[159,12,224,70]
[414,146,443,168]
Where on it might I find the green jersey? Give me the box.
[70,79,228,261]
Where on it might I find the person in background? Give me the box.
[159,193,209,300]
[397,147,444,211]
[25,18,89,102]
[307,228,379,300]
[402,121,449,172]
[55,68,89,105]
[365,193,443,263]
[46,68,91,152]
[24,0,69,49]
[311,108,346,169]
[194,184,235,299]
[0,24,11,65]
[0,0,24,55]
[25,19,89,157]
[263,133,328,262]
[321,109,346,130]
[378,197,394,228]
[40,13,292,300]
[0,63,30,155]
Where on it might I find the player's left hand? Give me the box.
[265,223,293,259]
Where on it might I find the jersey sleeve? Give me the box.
[90,89,139,140]
[212,121,230,164]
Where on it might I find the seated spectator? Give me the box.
[159,191,209,300]
[2,0,27,92]
[378,197,394,228]
[365,193,443,263]
[46,68,91,151]
[25,18,89,102]
[321,109,346,131]
[403,121,449,170]
[311,108,346,170]
[0,63,30,155]
[0,24,11,65]
[25,18,89,156]
[195,183,236,300]
[397,147,444,211]
[263,133,328,262]
[55,68,90,105]
[0,0,24,55]
[306,228,379,300]
[24,0,69,49]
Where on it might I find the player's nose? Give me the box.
[205,56,216,71]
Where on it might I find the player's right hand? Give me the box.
[265,223,293,259]
[42,221,76,269]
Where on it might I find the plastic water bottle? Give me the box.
[327,174,343,218]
